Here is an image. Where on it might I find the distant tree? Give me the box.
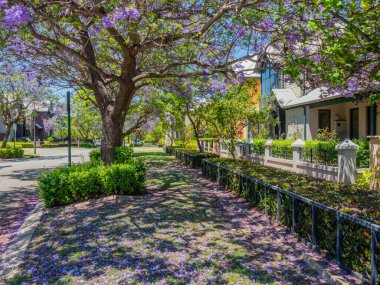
[204,82,257,158]
[0,68,49,147]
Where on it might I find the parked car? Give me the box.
[94,139,101,147]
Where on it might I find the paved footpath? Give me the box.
[5,150,361,284]
[0,148,91,256]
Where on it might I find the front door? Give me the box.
[350,108,359,139]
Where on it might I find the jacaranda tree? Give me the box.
[269,0,380,97]
[0,0,272,163]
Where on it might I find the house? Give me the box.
[31,107,55,141]
[253,53,378,140]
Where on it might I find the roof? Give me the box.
[273,88,342,109]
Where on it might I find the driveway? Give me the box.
[0,148,91,220]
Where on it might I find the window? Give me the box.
[350,108,359,139]
[367,105,377,136]
[318,109,331,131]
[260,56,282,97]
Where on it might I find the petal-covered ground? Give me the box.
[6,151,361,284]
[0,193,39,256]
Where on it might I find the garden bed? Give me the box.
[202,157,380,282]
[165,147,218,168]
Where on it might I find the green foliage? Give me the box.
[41,144,68,148]
[79,142,95,148]
[303,140,338,166]
[6,142,34,148]
[250,139,266,155]
[352,139,370,168]
[316,128,339,142]
[44,136,57,144]
[205,157,379,223]
[204,83,257,157]
[270,140,294,159]
[38,160,146,207]
[143,134,155,143]
[89,146,133,164]
[0,148,24,158]
[132,142,144,147]
[355,169,371,190]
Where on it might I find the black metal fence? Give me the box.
[165,147,218,168]
[301,147,338,166]
[202,159,380,284]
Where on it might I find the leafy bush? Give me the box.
[44,136,57,144]
[172,148,219,168]
[79,142,94,148]
[0,148,24,159]
[205,157,380,223]
[355,169,371,190]
[250,139,266,155]
[38,160,146,207]
[89,146,133,164]
[303,140,338,166]
[352,139,369,168]
[270,140,294,159]
[41,144,68,148]
[6,142,34,148]
[133,142,144,147]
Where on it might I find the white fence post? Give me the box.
[292,139,305,162]
[336,139,359,184]
[264,139,273,166]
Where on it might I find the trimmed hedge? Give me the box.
[166,147,219,168]
[0,148,24,159]
[79,142,95,148]
[270,140,294,159]
[89,146,133,164]
[353,139,370,168]
[250,139,266,155]
[6,142,34,148]
[303,140,338,166]
[203,157,380,279]
[41,144,68,148]
[39,160,146,207]
[205,157,379,223]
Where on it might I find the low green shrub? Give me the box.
[250,139,266,155]
[132,142,144,147]
[0,148,24,159]
[353,139,370,168]
[79,142,94,148]
[38,160,146,207]
[303,140,338,166]
[6,142,34,148]
[89,146,133,164]
[270,140,294,159]
[41,144,68,148]
[355,169,371,190]
[205,157,380,223]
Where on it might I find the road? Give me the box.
[0,148,92,219]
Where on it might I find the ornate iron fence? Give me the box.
[202,159,380,284]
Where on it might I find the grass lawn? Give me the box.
[4,149,361,284]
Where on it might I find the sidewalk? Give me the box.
[3,151,361,284]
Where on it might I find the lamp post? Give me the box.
[67,91,72,166]
[33,102,36,154]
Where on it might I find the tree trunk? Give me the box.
[1,125,11,148]
[100,107,125,164]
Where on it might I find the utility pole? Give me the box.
[67,91,72,166]
[33,102,36,154]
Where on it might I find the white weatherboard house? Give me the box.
[273,87,378,140]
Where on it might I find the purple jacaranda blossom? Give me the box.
[127,8,140,20]
[102,15,113,28]
[113,8,128,21]
[347,80,358,91]
[312,54,322,63]
[0,0,7,8]
[237,29,246,38]
[259,19,274,30]
[2,5,31,28]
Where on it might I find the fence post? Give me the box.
[292,197,296,234]
[371,229,378,285]
[336,139,359,184]
[277,190,281,221]
[291,139,305,171]
[312,204,317,247]
[264,139,273,166]
[336,213,343,264]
